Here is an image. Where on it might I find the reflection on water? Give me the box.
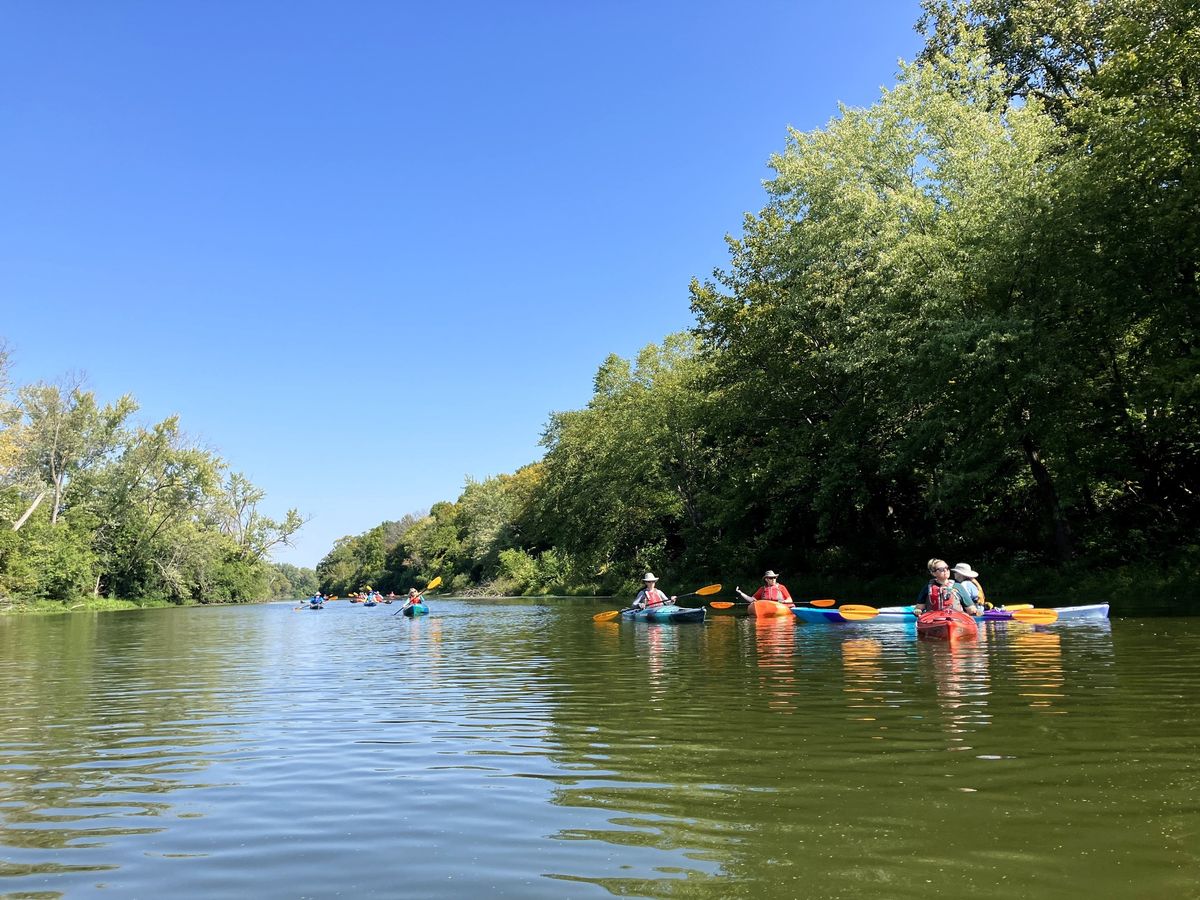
[1,604,1197,898]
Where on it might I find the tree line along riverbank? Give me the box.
[314,2,1199,617]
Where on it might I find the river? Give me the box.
[1,600,1196,898]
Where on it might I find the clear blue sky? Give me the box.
[2,1,923,568]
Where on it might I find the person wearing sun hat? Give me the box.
[950,562,991,610]
[734,570,793,606]
[632,573,674,610]
[913,559,976,615]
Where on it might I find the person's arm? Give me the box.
[780,585,793,602]
[735,586,754,602]
[956,583,978,614]
[913,584,928,613]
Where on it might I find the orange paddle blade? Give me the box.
[836,604,880,621]
[709,601,735,609]
[592,609,623,622]
[1011,608,1058,624]
[693,583,722,596]
[810,598,837,607]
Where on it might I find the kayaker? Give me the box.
[913,559,978,615]
[402,587,424,610]
[950,563,992,610]
[631,573,674,610]
[734,570,793,606]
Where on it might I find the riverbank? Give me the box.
[0,597,229,616]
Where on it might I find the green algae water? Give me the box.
[1,600,1196,898]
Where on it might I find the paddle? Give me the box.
[837,605,1059,623]
[1007,608,1058,623]
[709,597,836,610]
[393,576,443,615]
[836,604,884,620]
[592,583,722,622]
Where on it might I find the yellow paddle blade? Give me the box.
[425,576,443,592]
[709,601,735,609]
[1011,608,1058,624]
[592,609,623,622]
[694,583,722,596]
[837,604,881,621]
[811,598,837,607]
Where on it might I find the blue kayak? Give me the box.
[402,603,429,618]
[792,603,1110,624]
[621,604,705,623]
[307,602,324,611]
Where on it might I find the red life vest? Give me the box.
[755,584,792,603]
[639,588,668,608]
[929,583,957,611]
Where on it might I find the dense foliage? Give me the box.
[0,357,309,606]
[321,0,1197,609]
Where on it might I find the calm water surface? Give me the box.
[1,600,1197,898]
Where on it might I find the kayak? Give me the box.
[917,609,978,641]
[402,603,429,618]
[748,598,793,618]
[307,602,324,611]
[363,600,378,607]
[621,604,705,623]
[792,602,1110,624]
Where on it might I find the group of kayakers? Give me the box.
[633,560,989,615]
[913,559,989,616]
[632,570,794,610]
[308,587,428,610]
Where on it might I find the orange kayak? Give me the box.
[917,609,978,641]
[748,598,794,618]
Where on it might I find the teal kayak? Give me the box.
[402,603,429,618]
[621,604,705,623]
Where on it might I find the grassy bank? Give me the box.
[0,597,235,615]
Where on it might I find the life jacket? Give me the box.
[971,578,986,604]
[928,582,958,612]
[638,588,668,608]
[756,584,791,603]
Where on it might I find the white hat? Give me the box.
[763,570,780,578]
[951,563,979,578]
[642,573,658,582]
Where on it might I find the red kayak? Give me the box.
[917,609,979,641]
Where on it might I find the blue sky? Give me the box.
[2,1,923,568]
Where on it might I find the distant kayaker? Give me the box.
[631,573,674,610]
[950,563,991,610]
[734,570,793,606]
[402,587,424,611]
[913,559,978,615]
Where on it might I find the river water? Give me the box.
[0,600,1196,898]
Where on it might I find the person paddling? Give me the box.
[913,559,978,616]
[734,570,793,606]
[401,587,424,612]
[631,573,675,611]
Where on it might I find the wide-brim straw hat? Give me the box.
[763,570,780,578]
[951,563,979,578]
[642,573,658,582]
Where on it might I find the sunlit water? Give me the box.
[1,600,1197,898]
